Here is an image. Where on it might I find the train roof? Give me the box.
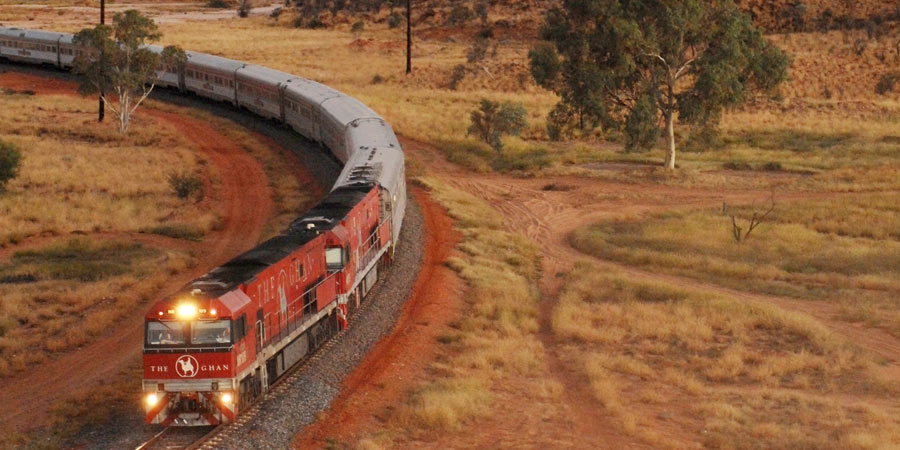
[172,186,373,300]
[334,143,404,194]
[320,95,381,127]
[1,28,65,42]
[237,64,297,87]
[287,186,371,236]
[284,78,343,105]
[179,233,317,299]
[185,51,245,72]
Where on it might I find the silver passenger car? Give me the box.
[184,51,245,104]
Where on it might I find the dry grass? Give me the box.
[0,238,195,376]
[553,261,900,449]
[147,100,314,239]
[571,194,900,337]
[0,92,220,246]
[352,176,544,445]
[149,16,900,193]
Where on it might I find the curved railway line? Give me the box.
[0,22,429,448]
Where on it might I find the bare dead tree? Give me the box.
[724,193,776,243]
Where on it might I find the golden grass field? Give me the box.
[5,1,900,448]
[0,92,208,376]
[0,92,220,247]
[553,262,900,449]
[570,194,900,338]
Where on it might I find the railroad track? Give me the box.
[134,291,379,450]
[135,426,216,450]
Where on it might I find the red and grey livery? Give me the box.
[0,26,406,426]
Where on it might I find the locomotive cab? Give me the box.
[143,290,254,426]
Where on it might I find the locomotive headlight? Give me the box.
[176,303,197,319]
[146,393,159,407]
[221,393,233,404]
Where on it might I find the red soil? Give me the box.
[293,186,465,449]
[0,71,319,434]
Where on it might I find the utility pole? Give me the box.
[98,0,105,122]
[406,0,411,74]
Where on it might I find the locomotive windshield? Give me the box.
[191,320,232,345]
[146,321,186,346]
[145,320,232,347]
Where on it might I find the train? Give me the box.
[0,27,406,426]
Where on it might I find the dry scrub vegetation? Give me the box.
[553,262,900,449]
[571,194,900,337]
[152,15,900,191]
[0,90,220,246]
[356,177,550,447]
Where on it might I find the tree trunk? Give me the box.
[664,111,675,169]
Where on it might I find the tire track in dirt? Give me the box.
[0,72,285,434]
[404,137,900,446]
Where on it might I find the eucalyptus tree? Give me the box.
[531,0,789,168]
[73,10,185,133]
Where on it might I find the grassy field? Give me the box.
[570,193,900,337]
[552,262,900,449]
[0,91,220,247]
[355,177,550,447]
[0,87,310,379]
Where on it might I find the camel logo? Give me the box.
[175,355,199,378]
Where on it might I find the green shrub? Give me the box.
[624,95,659,152]
[0,139,22,192]
[467,99,527,153]
[167,172,203,200]
[351,20,365,39]
[722,160,752,171]
[449,64,466,90]
[387,12,402,29]
[876,72,899,95]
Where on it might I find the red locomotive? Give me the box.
[143,184,392,426]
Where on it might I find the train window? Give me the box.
[146,321,186,346]
[191,320,232,345]
[325,247,343,271]
[234,314,247,341]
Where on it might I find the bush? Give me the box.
[205,0,230,8]
[237,0,251,18]
[876,72,899,95]
[371,74,385,84]
[0,139,22,192]
[446,5,474,26]
[467,99,527,152]
[546,103,574,141]
[168,172,203,200]
[624,95,659,152]
[269,6,283,19]
[387,12,402,29]
[351,20,365,39]
[449,64,466,90]
[722,161,752,171]
[467,38,490,63]
[762,161,783,171]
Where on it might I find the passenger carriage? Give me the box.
[235,65,295,120]
[183,52,245,104]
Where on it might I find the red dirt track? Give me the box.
[293,187,464,448]
[0,72,283,433]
